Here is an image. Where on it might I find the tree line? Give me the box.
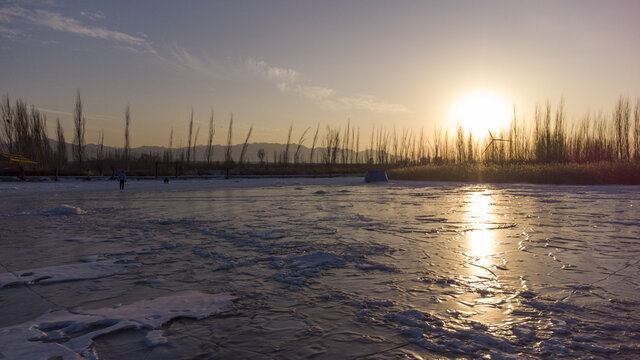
[1,92,639,177]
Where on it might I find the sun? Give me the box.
[450,91,511,136]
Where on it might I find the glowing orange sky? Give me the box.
[1,1,639,146]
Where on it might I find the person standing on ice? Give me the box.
[118,170,126,190]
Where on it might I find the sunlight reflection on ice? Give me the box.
[465,190,496,270]
[456,189,509,327]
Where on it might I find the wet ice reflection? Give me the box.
[1,179,639,359]
[457,189,508,327]
[464,190,496,270]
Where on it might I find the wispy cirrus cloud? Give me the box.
[38,107,121,123]
[245,57,301,84]
[0,5,154,53]
[80,11,105,21]
[0,24,19,39]
[244,57,409,114]
[165,45,219,79]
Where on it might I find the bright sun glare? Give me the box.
[451,91,511,136]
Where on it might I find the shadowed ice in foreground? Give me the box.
[1,178,639,359]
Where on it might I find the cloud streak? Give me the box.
[0,5,152,51]
[38,107,122,123]
[245,57,409,114]
[165,45,219,79]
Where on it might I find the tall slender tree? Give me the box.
[186,109,194,163]
[239,125,253,165]
[206,110,215,164]
[193,126,200,162]
[225,113,233,164]
[294,127,310,164]
[634,99,640,161]
[55,118,66,174]
[309,124,319,164]
[283,122,293,166]
[124,104,130,169]
[73,91,86,165]
[1,95,13,153]
[166,127,173,162]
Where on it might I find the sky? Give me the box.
[1,0,639,147]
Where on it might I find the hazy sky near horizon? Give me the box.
[1,0,639,147]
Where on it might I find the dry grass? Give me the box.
[388,162,640,185]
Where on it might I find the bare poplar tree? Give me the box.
[124,104,130,168]
[283,122,293,166]
[257,148,265,166]
[206,110,215,164]
[186,109,194,163]
[225,113,233,164]
[55,118,66,174]
[239,125,253,165]
[97,129,104,175]
[456,123,465,163]
[96,130,103,160]
[1,95,14,153]
[309,124,319,164]
[634,98,640,161]
[294,127,310,164]
[614,96,631,161]
[193,126,200,162]
[73,91,86,165]
[369,125,375,164]
[355,126,360,164]
[166,127,173,162]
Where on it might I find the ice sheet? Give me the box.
[1,178,639,358]
[0,260,136,288]
[0,291,234,359]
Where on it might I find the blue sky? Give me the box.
[1,0,639,147]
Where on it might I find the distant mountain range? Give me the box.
[50,140,373,163]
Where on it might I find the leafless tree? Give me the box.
[124,104,130,168]
[634,98,640,161]
[1,95,13,153]
[55,118,66,175]
[257,148,265,166]
[206,110,215,164]
[193,126,200,162]
[309,124,319,164]
[614,96,631,161]
[239,125,253,165]
[73,91,86,165]
[283,122,293,166]
[225,113,233,165]
[294,127,310,164]
[186,109,194,163]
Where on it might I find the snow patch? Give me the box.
[0,291,234,359]
[144,330,168,347]
[41,205,86,216]
[0,260,136,288]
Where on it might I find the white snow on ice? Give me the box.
[0,291,234,359]
[0,260,137,288]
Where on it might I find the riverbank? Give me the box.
[388,162,640,185]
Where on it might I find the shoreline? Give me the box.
[2,162,640,185]
[388,162,640,185]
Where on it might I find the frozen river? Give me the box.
[1,177,639,359]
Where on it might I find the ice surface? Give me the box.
[144,330,168,347]
[0,291,234,359]
[0,260,136,288]
[1,178,639,358]
[65,237,114,243]
[41,205,86,216]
